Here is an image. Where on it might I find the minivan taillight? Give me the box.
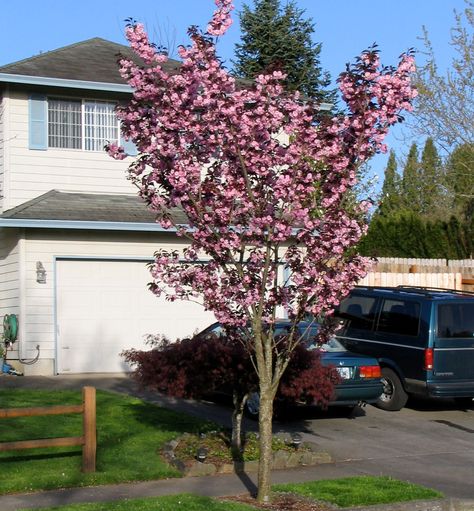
[359,365,381,378]
[424,348,434,371]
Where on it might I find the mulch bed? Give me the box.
[223,493,335,510]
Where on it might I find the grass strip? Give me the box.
[273,475,443,508]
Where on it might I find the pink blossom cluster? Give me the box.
[207,0,234,36]
[108,1,416,328]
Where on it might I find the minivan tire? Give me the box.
[376,368,408,411]
[454,397,474,409]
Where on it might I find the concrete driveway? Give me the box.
[273,398,474,500]
[2,374,473,500]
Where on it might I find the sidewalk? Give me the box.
[0,464,473,511]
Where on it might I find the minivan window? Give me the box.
[437,303,474,338]
[338,295,377,331]
[377,299,421,336]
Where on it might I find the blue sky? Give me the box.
[0,0,467,190]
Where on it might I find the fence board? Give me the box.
[0,405,83,419]
[0,437,84,452]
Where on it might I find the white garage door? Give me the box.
[56,259,214,374]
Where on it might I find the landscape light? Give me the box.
[291,432,303,449]
[196,447,208,462]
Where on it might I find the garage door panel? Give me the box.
[56,259,214,373]
[99,291,137,319]
[60,289,100,318]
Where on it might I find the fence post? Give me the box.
[82,386,96,473]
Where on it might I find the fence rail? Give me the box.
[0,386,96,473]
[375,257,474,269]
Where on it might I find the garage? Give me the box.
[56,258,214,374]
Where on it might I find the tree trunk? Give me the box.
[231,392,246,458]
[256,388,274,503]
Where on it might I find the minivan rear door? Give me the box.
[374,297,426,383]
[434,301,474,382]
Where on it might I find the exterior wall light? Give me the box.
[36,262,47,284]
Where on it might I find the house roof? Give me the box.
[0,37,181,85]
[0,190,185,232]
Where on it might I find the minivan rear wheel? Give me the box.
[376,368,408,411]
[454,397,474,409]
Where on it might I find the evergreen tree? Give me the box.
[419,138,445,218]
[378,150,401,216]
[446,143,474,222]
[401,142,422,212]
[233,0,335,102]
[360,212,471,259]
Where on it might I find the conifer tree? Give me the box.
[446,142,474,222]
[233,0,335,103]
[419,138,444,218]
[401,142,422,212]
[378,150,401,216]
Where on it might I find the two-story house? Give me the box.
[0,38,213,376]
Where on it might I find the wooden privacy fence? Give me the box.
[0,386,96,473]
[359,272,463,290]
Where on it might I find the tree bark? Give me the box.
[231,392,246,458]
[256,388,274,503]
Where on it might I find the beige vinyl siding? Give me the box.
[0,95,4,209]
[4,90,136,211]
[0,228,21,359]
[22,230,209,374]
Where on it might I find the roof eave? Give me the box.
[0,218,174,232]
[0,73,132,93]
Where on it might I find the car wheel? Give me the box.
[376,368,408,411]
[245,392,260,418]
[454,397,474,409]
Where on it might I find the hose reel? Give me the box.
[3,314,18,344]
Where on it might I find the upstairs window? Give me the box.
[48,98,119,151]
[48,99,82,149]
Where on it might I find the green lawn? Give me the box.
[0,389,215,495]
[273,476,443,508]
[19,494,257,511]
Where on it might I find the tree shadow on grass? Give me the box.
[124,398,227,434]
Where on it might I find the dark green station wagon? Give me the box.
[335,286,474,411]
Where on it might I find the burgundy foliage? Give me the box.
[123,332,339,409]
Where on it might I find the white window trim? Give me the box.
[47,97,120,152]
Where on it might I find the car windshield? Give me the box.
[202,322,347,352]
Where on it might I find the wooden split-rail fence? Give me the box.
[0,386,96,473]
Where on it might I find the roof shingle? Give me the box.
[0,190,175,224]
[0,37,181,84]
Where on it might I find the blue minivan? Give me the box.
[335,286,474,411]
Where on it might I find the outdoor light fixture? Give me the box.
[291,432,303,449]
[36,262,46,284]
[196,447,208,463]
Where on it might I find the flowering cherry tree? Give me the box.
[108,0,416,502]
